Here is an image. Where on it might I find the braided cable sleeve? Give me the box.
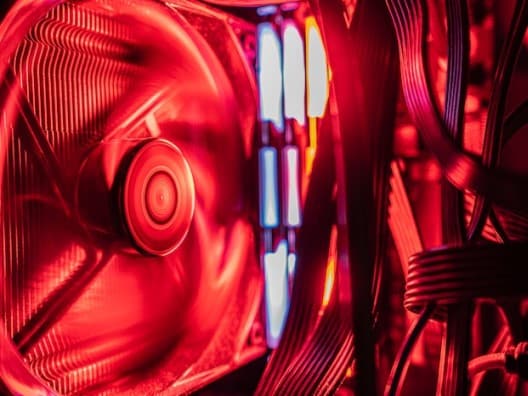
[468,353,506,377]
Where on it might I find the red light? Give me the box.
[145,171,178,224]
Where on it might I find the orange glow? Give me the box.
[306,16,329,118]
[304,117,318,181]
[322,226,338,308]
[322,255,336,308]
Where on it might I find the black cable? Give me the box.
[467,0,528,240]
[258,0,399,392]
[273,303,353,395]
[385,0,528,395]
[488,208,508,243]
[439,1,472,393]
[254,68,337,395]
[384,303,435,396]
[503,99,528,145]
[441,0,469,247]
[385,0,528,215]
[404,244,528,316]
[487,97,528,242]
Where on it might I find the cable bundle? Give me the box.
[405,244,528,317]
[385,0,528,394]
[255,104,341,395]
[256,0,399,394]
[385,0,528,215]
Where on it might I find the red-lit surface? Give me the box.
[0,1,264,394]
[2,0,528,395]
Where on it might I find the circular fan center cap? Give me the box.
[122,140,195,256]
[145,172,178,224]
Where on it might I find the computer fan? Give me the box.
[5,0,528,395]
[0,1,266,394]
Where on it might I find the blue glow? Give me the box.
[282,21,306,125]
[259,147,280,228]
[264,240,290,348]
[258,23,284,131]
[288,252,297,281]
[257,5,278,16]
[283,146,301,227]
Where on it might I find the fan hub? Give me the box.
[122,139,195,256]
[145,170,178,224]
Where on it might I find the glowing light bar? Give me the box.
[322,226,338,308]
[305,117,317,179]
[258,23,284,131]
[288,252,297,280]
[322,255,336,308]
[259,147,280,228]
[282,21,306,125]
[264,240,290,348]
[306,16,329,118]
[283,146,301,227]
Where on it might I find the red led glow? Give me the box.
[3,1,521,395]
[145,171,178,224]
[0,0,264,394]
[122,140,195,256]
